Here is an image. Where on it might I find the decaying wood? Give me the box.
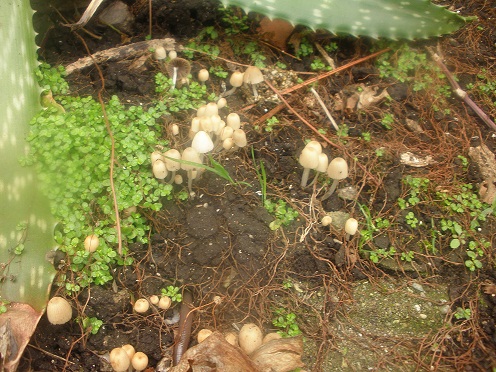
[65,38,176,75]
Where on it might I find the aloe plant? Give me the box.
[0,0,56,368]
[221,0,474,39]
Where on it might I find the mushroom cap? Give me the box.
[154,46,167,60]
[166,58,191,80]
[326,157,348,180]
[191,131,214,154]
[316,153,329,173]
[151,150,165,165]
[299,147,320,169]
[131,352,149,372]
[198,69,209,82]
[134,298,150,313]
[217,97,227,109]
[305,140,322,153]
[223,137,234,150]
[345,218,358,235]
[226,113,241,130]
[232,129,247,147]
[220,126,234,141]
[171,124,179,136]
[152,160,168,179]
[229,71,244,87]
[46,296,72,325]
[204,102,219,117]
[181,147,202,170]
[121,344,136,360]
[158,296,172,310]
[321,215,333,227]
[168,50,177,60]
[164,149,181,171]
[110,347,130,372]
[243,66,264,84]
[84,234,99,253]
[149,295,159,305]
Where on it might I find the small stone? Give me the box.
[419,314,427,319]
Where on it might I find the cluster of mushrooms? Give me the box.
[298,141,359,238]
[298,140,349,200]
[195,323,281,355]
[151,99,247,196]
[109,344,148,372]
[133,293,172,313]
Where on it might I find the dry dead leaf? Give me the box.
[400,152,436,167]
[257,18,295,50]
[169,331,257,372]
[468,143,496,204]
[251,337,305,372]
[0,303,43,372]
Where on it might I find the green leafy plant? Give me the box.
[27,71,175,292]
[381,113,394,130]
[161,286,183,303]
[265,116,280,132]
[264,199,299,230]
[368,247,397,264]
[454,307,471,320]
[405,211,419,229]
[80,316,104,335]
[155,74,213,111]
[272,307,302,337]
[221,0,473,40]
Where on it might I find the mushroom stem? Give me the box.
[171,66,178,89]
[251,84,259,99]
[321,179,339,200]
[187,169,193,196]
[167,170,176,184]
[221,86,237,98]
[301,168,311,188]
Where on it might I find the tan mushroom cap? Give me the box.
[229,71,244,87]
[243,66,264,84]
[166,58,191,80]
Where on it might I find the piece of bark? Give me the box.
[65,38,176,75]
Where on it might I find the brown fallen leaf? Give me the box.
[0,302,43,372]
[257,18,295,50]
[251,336,305,372]
[169,331,257,372]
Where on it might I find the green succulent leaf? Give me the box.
[221,0,475,39]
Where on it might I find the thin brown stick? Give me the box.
[428,48,496,132]
[72,33,123,255]
[280,48,390,95]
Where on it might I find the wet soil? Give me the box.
[23,0,496,370]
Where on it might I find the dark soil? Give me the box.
[23,0,496,371]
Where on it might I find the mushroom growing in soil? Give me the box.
[321,157,348,200]
[166,57,191,89]
[299,146,320,188]
[344,217,358,240]
[222,71,244,97]
[181,147,202,196]
[163,149,181,182]
[198,69,209,85]
[134,298,150,313]
[243,66,264,99]
[109,347,130,372]
[46,296,72,325]
[131,352,148,372]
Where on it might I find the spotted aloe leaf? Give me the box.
[221,0,475,39]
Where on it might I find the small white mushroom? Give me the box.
[222,71,244,97]
[243,66,264,99]
[46,297,72,325]
[154,46,167,60]
[134,298,150,313]
[198,69,209,84]
[84,234,99,253]
[299,147,320,188]
[321,157,348,200]
[345,218,359,240]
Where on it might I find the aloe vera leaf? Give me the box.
[0,0,56,312]
[221,0,474,39]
